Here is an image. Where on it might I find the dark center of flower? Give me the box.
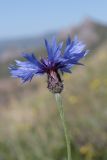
[47,70,63,94]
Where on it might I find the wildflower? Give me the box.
[9,36,89,94]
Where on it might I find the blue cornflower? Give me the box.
[9,36,89,93]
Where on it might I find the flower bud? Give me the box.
[47,70,63,94]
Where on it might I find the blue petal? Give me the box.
[64,36,85,57]
[44,39,52,60]
[54,42,63,60]
[9,63,44,83]
[66,36,71,46]
[51,36,57,54]
[9,53,45,83]
[22,53,42,68]
[63,36,89,68]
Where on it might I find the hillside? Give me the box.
[59,18,107,50]
[0,18,107,78]
[1,18,107,61]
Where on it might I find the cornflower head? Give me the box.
[9,36,89,94]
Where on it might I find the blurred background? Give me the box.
[0,0,107,160]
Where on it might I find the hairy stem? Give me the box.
[55,93,72,160]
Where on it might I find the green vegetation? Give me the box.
[0,41,107,160]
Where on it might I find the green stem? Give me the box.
[55,93,72,160]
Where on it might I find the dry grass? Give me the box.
[0,42,107,160]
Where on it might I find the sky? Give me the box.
[0,0,107,40]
